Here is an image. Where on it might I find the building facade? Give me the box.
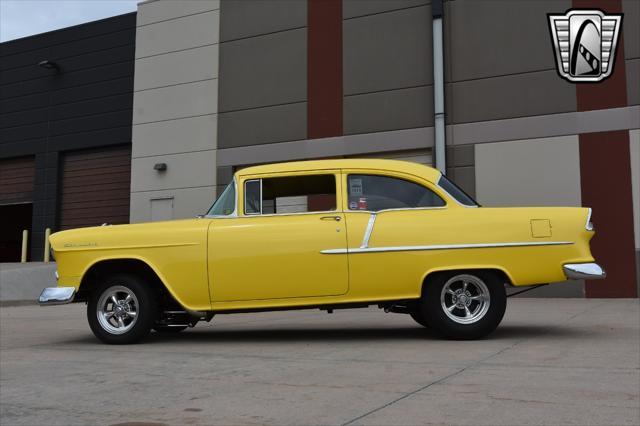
[1,0,638,297]
[0,12,136,261]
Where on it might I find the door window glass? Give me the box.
[347,174,445,211]
[244,175,336,215]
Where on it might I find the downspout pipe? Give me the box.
[432,0,446,173]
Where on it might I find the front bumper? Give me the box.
[563,263,606,280]
[38,287,76,305]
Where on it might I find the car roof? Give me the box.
[236,159,442,182]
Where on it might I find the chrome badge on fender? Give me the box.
[548,9,622,82]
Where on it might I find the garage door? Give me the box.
[0,156,35,205]
[59,145,131,230]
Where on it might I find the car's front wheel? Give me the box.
[87,273,158,344]
[420,271,506,339]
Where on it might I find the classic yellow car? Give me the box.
[39,159,604,344]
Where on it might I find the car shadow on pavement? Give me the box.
[140,324,586,344]
[57,324,592,346]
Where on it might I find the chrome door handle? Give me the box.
[320,216,341,221]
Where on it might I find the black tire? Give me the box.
[409,310,429,328]
[87,273,158,344]
[153,325,188,333]
[420,271,506,340]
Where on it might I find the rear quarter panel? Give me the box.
[344,206,594,300]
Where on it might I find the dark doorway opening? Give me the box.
[0,203,33,262]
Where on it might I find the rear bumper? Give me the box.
[38,287,76,305]
[563,263,606,280]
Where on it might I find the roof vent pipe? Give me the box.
[432,0,446,173]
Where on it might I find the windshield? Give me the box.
[207,181,236,216]
[437,175,479,207]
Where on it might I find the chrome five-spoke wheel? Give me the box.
[88,273,158,344]
[421,271,506,339]
[97,285,139,334]
[440,274,490,324]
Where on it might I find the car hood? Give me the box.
[49,218,210,253]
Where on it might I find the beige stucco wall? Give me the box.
[130,0,220,222]
[475,135,582,207]
[474,135,584,297]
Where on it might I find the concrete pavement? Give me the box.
[0,299,639,425]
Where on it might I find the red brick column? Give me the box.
[307,0,343,139]
[573,0,637,297]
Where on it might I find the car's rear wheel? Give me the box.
[420,271,506,339]
[87,273,158,344]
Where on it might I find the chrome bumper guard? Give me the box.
[38,287,76,305]
[563,263,606,280]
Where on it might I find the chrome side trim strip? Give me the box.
[360,213,377,248]
[321,241,573,255]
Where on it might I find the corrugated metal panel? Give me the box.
[0,156,35,205]
[59,145,131,229]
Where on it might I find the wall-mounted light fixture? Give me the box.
[153,163,167,172]
[38,60,60,71]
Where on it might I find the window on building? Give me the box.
[347,174,445,211]
[244,175,336,215]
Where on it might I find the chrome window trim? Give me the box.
[238,173,339,217]
[237,210,340,219]
[244,179,262,216]
[321,241,573,255]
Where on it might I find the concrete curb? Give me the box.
[0,262,56,303]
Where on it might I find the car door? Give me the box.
[341,170,451,300]
[208,170,349,302]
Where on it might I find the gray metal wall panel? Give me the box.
[343,5,432,95]
[344,86,434,135]
[447,70,576,124]
[218,102,307,149]
[133,44,218,92]
[343,0,428,19]
[137,0,219,27]
[220,0,306,42]
[446,0,570,82]
[628,59,639,106]
[135,10,220,58]
[623,0,639,60]
[219,28,307,112]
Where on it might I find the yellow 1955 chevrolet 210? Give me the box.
[39,159,604,344]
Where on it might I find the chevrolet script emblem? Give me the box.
[548,9,622,82]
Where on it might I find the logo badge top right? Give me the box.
[548,9,623,83]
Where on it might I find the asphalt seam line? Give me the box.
[340,301,607,426]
